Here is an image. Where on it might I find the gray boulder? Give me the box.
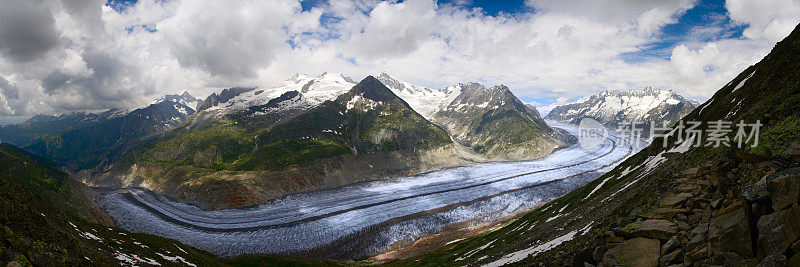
[757,203,800,258]
[603,237,660,267]
[709,200,753,258]
[765,168,800,211]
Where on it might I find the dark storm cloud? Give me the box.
[41,52,140,110]
[0,0,61,62]
[42,70,71,95]
[62,0,105,30]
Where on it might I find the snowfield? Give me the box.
[97,121,637,259]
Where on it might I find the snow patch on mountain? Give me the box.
[207,72,355,114]
[733,69,756,92]
[346,94,384,111]
[485,229,579,266]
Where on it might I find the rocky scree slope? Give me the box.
[392,23,800,267]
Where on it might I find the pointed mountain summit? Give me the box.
[432,82,564,160]
[260,75,453,154]
[346,75,412,106]
[158,91,203,111]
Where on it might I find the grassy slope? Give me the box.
[140,76,452,173]
[0,144,222,266]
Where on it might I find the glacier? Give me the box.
[97,121,639,259]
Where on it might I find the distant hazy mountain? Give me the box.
[21,93,201,171]
[377,73,564,160]
[545,87,696,130]
[0,109,129,147]
[158,91,203,111]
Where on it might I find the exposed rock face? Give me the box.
[197,87,254,112]
[765,168,800,211]
[757,203,800,258]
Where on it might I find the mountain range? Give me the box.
[21,93,200,172]
[546,87,696,132]
[0,70,702,211]
[63,72,566,209]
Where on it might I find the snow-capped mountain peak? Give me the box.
[375,72,461,118]
[545,87,696,128]
[156,91,203,111]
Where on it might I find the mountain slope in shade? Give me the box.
[0,109,129,147]
[546,87,696,130]
[98,76,478,210]
[0,143,340,266]
[22,93,200,171]
[0,144,219,266]
[378,74,565,160]
[398,23,800,267]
